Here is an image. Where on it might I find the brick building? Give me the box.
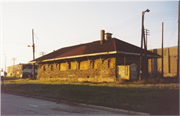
[30,30,160,82]
[148,46,178,77]
[7,64,23,77]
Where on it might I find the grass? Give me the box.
[1,78,179,115]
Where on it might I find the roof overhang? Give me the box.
[29,51,117,63]
[117,51,161,58]
[29,51,160,63]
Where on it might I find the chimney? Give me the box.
[100,30,105,44]
[105,33,112,41]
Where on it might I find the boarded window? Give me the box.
[80,61,88,70]
[70,62,76,70]
[94,61,98,69]
[60,63,67,71]
[110,60,114,68]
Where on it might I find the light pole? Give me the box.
[139,9,150,80]
[28,29,35,79]
[177,0,180,79]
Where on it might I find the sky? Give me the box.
[0,0,179,71]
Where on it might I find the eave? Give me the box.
[29,50,160,63]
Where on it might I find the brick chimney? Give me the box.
[100,30,105,44]
[105,33,112,41]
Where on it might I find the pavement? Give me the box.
[1,91,150,116]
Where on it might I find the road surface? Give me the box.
[1,93,130,115]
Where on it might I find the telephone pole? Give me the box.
[162,22,164,78]
[177,0,180,78]
[28,29,36,79]
[145,29,150,49]
[145,29,149,78]
[32,29,35,79]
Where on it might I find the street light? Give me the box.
[145,9,150,13]
[142,9,150,49]
[139,9,150,80]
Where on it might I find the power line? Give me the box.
[34,33,39,40]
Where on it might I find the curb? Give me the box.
[2,91,150,115]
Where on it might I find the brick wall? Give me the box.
[37,57,116,82]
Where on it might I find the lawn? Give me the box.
[1,79,179,115]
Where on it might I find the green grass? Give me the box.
[1,79,179,115]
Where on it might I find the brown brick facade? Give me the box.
[37,57,116,82]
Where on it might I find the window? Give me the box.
[70,62,76,70]
[93,61,98,69]
[60,63,67,71]
[80,61,88,70]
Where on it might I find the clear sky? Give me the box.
[0,0,179,71]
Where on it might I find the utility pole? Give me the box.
[140,12,144,80]
[28,29,37,79]
[145,29,150,49]
[145,29,149,78]
[32,29,35,79]
[177,0,180,78]
[162,22,164,78]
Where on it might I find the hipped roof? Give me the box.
[29,38,160,63]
